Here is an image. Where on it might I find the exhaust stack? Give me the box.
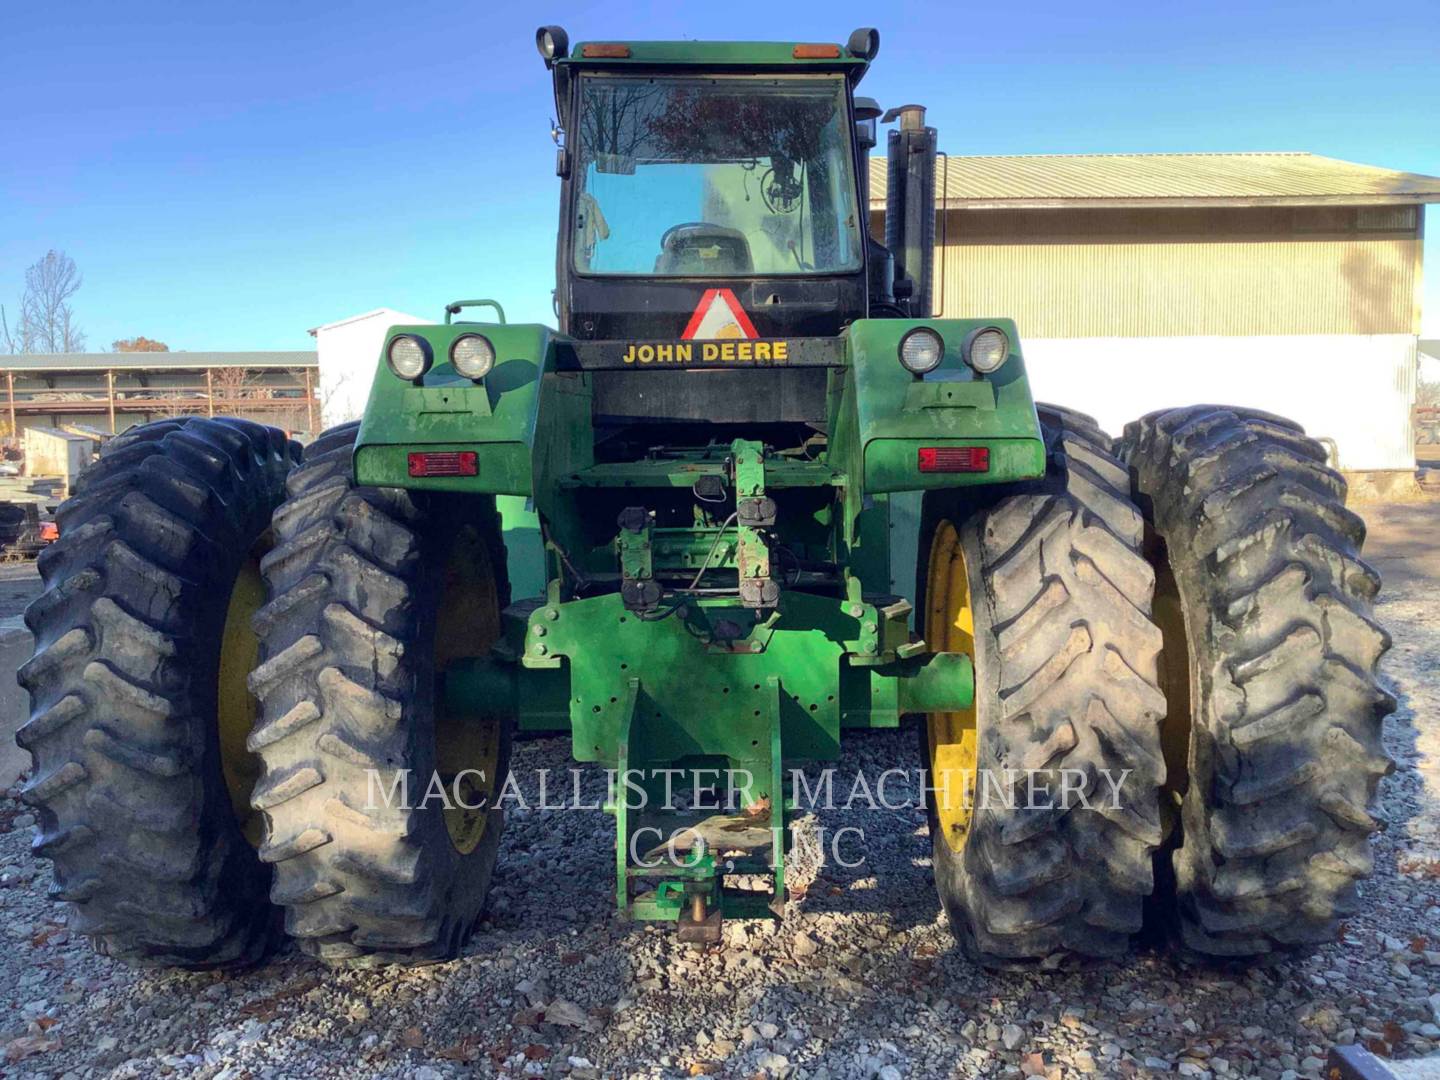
[883,104,937,318]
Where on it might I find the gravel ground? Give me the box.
[0,562,40,621]
[3,545,1439,1079]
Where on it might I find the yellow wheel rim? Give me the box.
[924,520,979,853]
[434,524,503,855]
[218,545,268,846]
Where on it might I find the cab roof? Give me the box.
[557,40,870,83]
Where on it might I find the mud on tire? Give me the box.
[248,422,513,966]
[16,418,298,967]
[917,406,1167,962]
[1121,406,1395,957]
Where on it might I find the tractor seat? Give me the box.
[654,222,753,275]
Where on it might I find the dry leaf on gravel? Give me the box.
[742,797,771,818]
[240,976,321,1020]
[436,1035,481,1062]
[1021,1051,1063,1079]
[5,1035,58,1064]
[544,999,596,1030]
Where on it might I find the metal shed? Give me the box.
[2,351,319,440]
[870,152,1440,478]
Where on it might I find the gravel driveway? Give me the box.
[0,562,41,622]
[2,532,1438,1079]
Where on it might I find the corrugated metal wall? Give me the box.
[872,206,1421,338]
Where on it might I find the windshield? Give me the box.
[571,75,862,277]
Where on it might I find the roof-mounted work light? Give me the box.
[535,26,569,67]
[847,27,880,60]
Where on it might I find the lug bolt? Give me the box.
[532,643,548,656]
[533,625,547,637]
[545,608,560,621]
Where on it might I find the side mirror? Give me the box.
[854,118,877,153]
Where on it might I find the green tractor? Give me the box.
[17,27,1393,969]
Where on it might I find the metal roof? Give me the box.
[2,351,317,373]
[867,153,1440,209]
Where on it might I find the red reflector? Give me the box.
[793,43,842,58]
[408,451,478,478]
[918,447,989,473]
[582,43,630,58]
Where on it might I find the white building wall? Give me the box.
[1420,348,1440,386]
[312,308,426,429]
[1021,334,1418,472]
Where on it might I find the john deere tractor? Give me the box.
[17,27,1393,969]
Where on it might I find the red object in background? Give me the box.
[407,452,478,478]
[39,522,59,542]
[918,447,990,473]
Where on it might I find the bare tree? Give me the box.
[2,251,87,353]
[210,366,260,413]
[0,306,18,354]
[317,365,358,425]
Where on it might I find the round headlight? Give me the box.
[387,335,432,381]
[898,328,944,375]
[450,334,496,380]
[963,327,1010,374]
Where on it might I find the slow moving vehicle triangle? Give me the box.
[681,288,759,340]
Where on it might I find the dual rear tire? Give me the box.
[918,406,1167,962]
[920,405,1393,963]
[1121,406,1393,956]
[17,419,297,966]
[247,422,512,966]
[18,419,512,969]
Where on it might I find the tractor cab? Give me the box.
[536,27,942,450]
[543,30,886,342]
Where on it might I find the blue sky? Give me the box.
[2,0,1437,351]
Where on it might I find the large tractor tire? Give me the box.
[1121,407,1394,957]
[16,418,299,967]
[248,422,513,966]
[917,406,1167,962]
